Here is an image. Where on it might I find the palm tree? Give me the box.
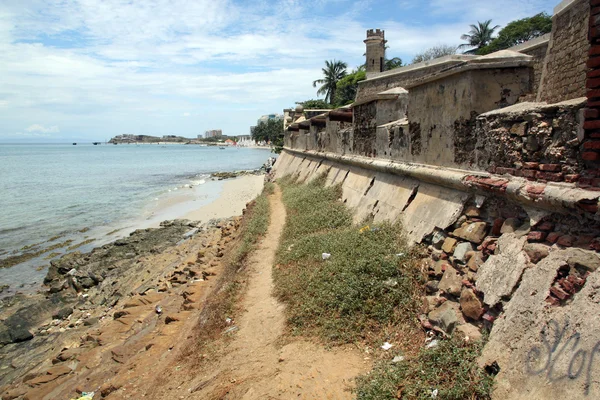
[459,20,500,54]
[313,60,348,105]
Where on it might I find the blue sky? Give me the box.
[0,0,557,142]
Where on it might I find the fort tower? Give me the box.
[364,29,386,73]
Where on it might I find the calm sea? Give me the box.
[0,143,271,294]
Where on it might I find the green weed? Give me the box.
[274,174,423,345]
[356,337,493,400]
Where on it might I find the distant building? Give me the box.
[257,114,283,125]
[204,129,223,138]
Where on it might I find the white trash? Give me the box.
[322,253,331,260]
[431,388,439,398]
[426,339,439,349]
[381,342,393,351]
[392,355,405,363]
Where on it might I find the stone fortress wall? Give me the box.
[275,1,600,398]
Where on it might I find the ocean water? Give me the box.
[0,143,271,294]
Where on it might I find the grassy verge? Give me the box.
[274,174,494,399]
[183,182,273,361]
[356,337,493,400]
[274,174,424,346]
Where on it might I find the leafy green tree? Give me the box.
[297,99,333,109]
[459,20,500,54]
[384,57,403,70]
[313,60,348,105]
[478,13,552,55]
[412,44,457,64]
[334,69,367,106]
[251,118,284,152]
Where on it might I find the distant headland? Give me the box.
[108,134,256,146]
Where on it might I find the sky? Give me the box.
[0,0,558,142]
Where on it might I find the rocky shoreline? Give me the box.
[0,215,243,399]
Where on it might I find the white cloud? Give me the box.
[25,124,60,133]
[0,0,557,140]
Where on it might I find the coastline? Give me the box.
[0,174,267,395]
[0,173,266,298]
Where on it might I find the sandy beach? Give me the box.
[182,174,265,222]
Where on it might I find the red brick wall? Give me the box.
[585,0,600,163]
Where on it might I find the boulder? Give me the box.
[460,289,484,320]
[438,266,462,297]
[428,302,458,334]
[452,222,488,244]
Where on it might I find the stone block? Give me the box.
[428,302,458,335]
[438,266,462,297]
[464,205,481,217]
[453,242,474,263]
[452,222,488,244]
[431,229,447,250]
[467,251,484,272]
[441,237,458,253]
[476,234,528,306]
[455,323,483,342]
[460,289,484,320]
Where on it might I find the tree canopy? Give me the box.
[334,69,367,106]
[412,44,457,64]
[384,57,403,70]
[251,118,284,152]
[312,60,348,105]
[478,13,552,55]
[459,20,500,54]
[297,99,333,109]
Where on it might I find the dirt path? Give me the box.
[187,185,369,399]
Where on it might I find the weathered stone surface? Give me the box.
[455,323,483,341]
[84,317,99,326]
[425,281,439,294]
[453,242,474,263]
[46,365,72,376]
[464,205,481,217]
[481,248,600,399]
[52,307,73,320]
[441,237,457,253]
[476,234,528,306]
[523,243,550,264]
[460,289,484,320]
[452,222,488,244]
[467,251,484,272]
[566,249,600,272]
[500,218,521,234]
[428,302,458,334]
[438,266,462,297]
[10,328,33,343]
